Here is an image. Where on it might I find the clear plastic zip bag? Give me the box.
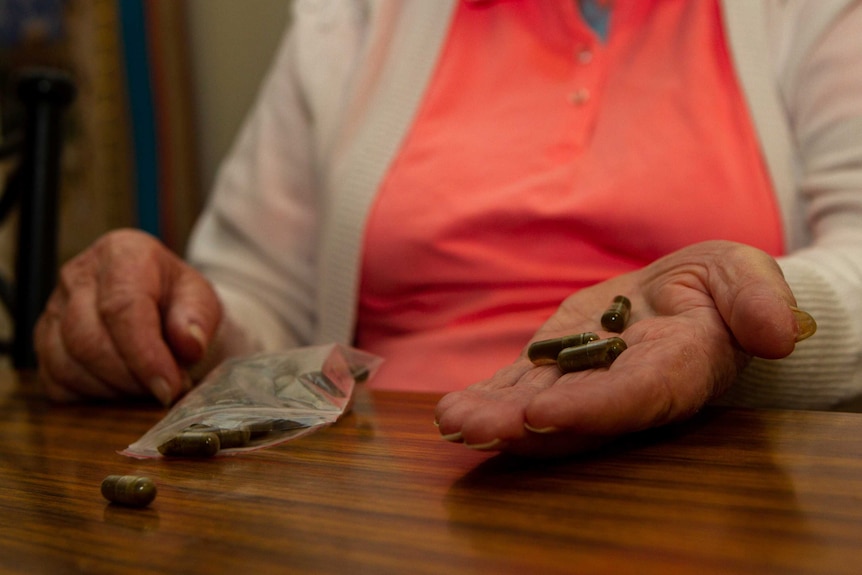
[122,344,382,459]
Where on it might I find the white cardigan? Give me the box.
[187,0,862,408]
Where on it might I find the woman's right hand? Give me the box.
[34,228,223,405]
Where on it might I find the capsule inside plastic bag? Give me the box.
[122,344,383,459]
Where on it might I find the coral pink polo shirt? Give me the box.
[356,0,783,391]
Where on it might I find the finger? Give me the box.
[98,286,181,405]
[437,388,528,446]
[523,324,737,437]
[34,312,139,401]
[659,242,801,359]
[40,373,83,403]
[706,247,802,359]
[58,275,142,393]
[162,264,222,366]
[434,360,524,424]
[95,248,185,405]
[435,361,548,446]
[34,314,79,402]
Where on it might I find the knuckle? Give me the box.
[57,254,95,294]
[96,284,141,319]
[60,324,103,364]
[95,228,155,257]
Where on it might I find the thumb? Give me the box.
[163,263,223,365]
[708,246,816,359]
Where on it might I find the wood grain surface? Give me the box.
[2,370,862,574]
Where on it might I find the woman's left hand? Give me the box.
[433,241,816,457]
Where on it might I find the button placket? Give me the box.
[564,35,605,147]
[568,41,598,107]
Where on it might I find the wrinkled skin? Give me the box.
[434,241,808,457]
[34,229,222,405]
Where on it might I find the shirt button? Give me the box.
[568,88,590,105]
[576,47,593,64]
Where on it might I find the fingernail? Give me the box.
[465,438,503,451]
[791,306,817,342]
[149,376,174,406]
[524,422,560,434]
[188,323,207,354]
[441,431,463,443]
[180,373,193,393]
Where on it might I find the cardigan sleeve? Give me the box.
[723,1,862,409]
[185,2,369,357]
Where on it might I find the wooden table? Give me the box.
[3,370,862,574]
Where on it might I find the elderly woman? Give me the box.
[35,1,862,456]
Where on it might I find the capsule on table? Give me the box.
[101,475,157,508]
[557,337,627,373]
[528,332,600,366]
[601,295,631,332]
[157,430,220,457]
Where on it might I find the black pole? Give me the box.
[12,68,76,369]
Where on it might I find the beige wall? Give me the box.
[186,0,291,197]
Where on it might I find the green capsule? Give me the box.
[557,337,627,373]
[601,295,631,332]
[157,431,220,457]
[271,418,308,432]
[350,365,370,383]
[528,332,600,366]
[242,418,275,439]
[184,423,217,431]
[215,427,252,449]
[182,423,250,449]
[101,475,157,508]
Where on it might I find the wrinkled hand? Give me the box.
[34,229,222,405]
[434,241,816,457]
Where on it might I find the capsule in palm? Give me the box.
[157,430,220,457]
[528,332,600,366]
[601,295,631,332]
[101,475,157,508]
[557,337,627,373]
